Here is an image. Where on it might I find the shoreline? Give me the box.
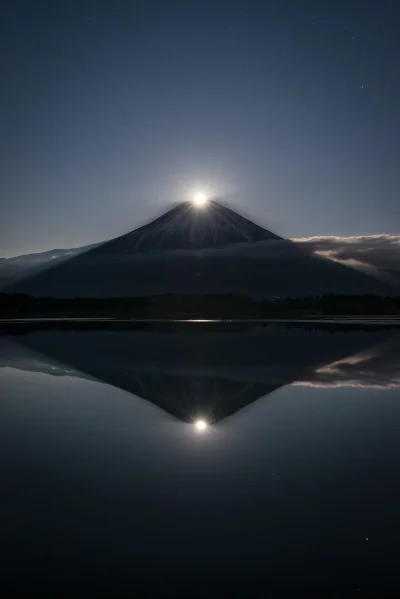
[1,316,400,326]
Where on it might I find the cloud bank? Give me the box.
[293,235,400,276]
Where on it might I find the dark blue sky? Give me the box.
[1,0,399,256]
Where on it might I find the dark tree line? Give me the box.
[1,293,400,319]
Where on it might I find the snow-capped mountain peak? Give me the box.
[96,200,282,254]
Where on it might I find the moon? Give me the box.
[193,192,207,207]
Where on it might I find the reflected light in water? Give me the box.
[187,319,216,323]
[194,419,208,432]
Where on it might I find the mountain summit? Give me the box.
[1,200,396,298]
[95,200,282,254]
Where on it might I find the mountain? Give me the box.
[94,200,282,253]
[0,244,100,288]
[383,269,400,285]
[0,200,396,298]
[1,323,392,423]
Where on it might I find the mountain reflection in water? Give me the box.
[1,321,399,423]
[1,322,400,596]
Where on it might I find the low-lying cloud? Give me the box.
[293,235,400,275]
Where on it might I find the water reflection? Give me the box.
[0,322,398,422]
[1,322,400,595]
[305,334,400,388]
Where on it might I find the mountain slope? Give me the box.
[95,200,282,254]
[1,200,396,298]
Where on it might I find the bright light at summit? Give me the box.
[194,419,208,431]
[193,192,207,207]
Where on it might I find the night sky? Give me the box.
[1,0,399,257]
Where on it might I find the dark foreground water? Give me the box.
[1,322,400,597]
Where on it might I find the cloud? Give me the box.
[293,235,400,275]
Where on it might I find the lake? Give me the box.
[1,321,400,596]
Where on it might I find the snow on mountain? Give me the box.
[94,200,282,254]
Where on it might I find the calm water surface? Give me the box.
[1,322,400,596]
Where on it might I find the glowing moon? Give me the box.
[194,419,208,431]
[193,192,207,206]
